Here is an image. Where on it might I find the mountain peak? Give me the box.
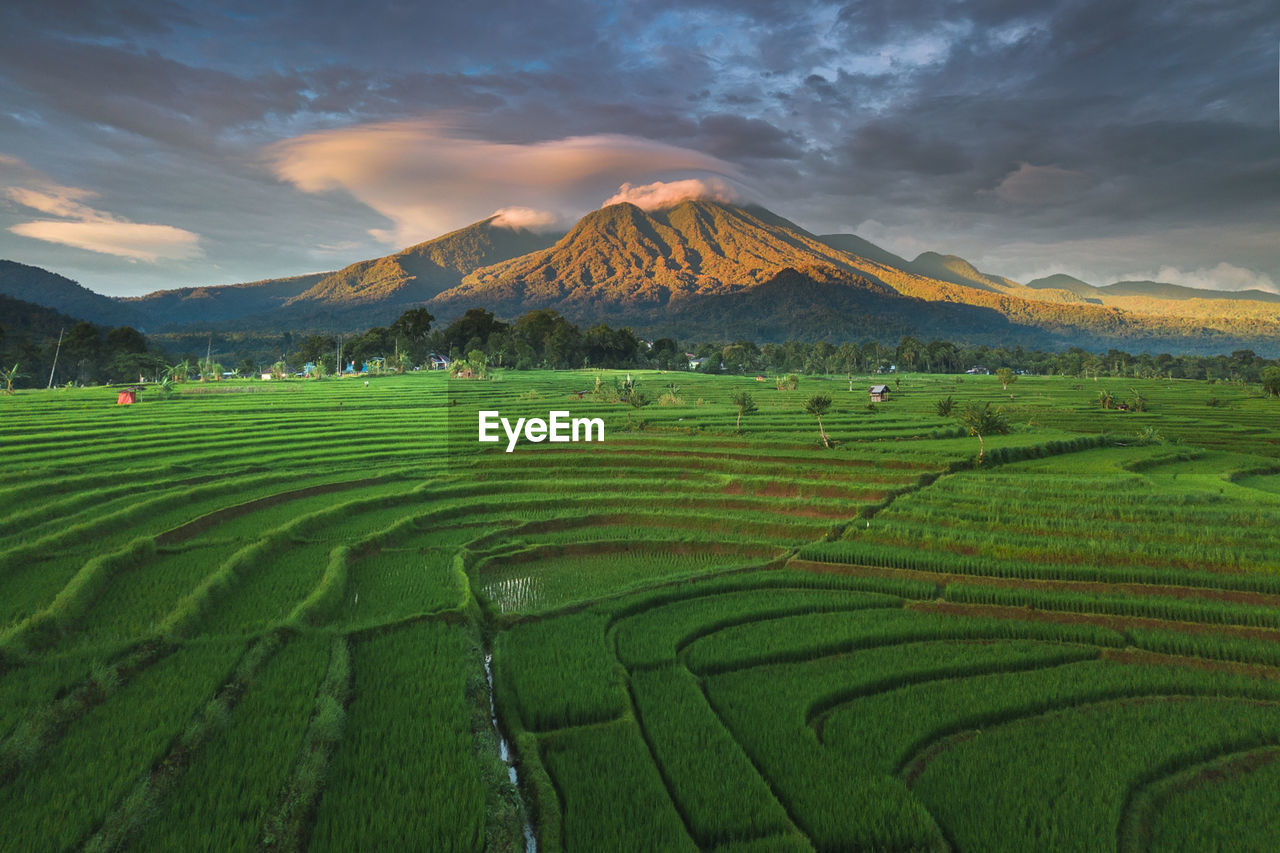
[911,251,984,281]
[433,199,887,318]
[908,251,1019,294]
[1025,273,1099,298]
[283,215,559,311]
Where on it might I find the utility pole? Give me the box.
[47,327,64,389]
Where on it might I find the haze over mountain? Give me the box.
[1,218,556,331]
[1026,274,1280,305]
[1102,280,1280,304]
[3,198,1279,355]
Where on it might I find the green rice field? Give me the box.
[2,368,1280,851]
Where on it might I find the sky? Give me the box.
[0,0,1276,298]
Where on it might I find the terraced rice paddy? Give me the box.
[1,369,1279,851]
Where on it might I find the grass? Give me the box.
[3,369,1280,851]
[911,696,1280,853]
[129,634,329,851]
[0,638,244,851]
[308,622,487,852]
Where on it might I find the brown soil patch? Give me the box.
[908,600,1280,646]
[789,559,1280,610]
[483,540,784,567]
[722,482,888,501]
[156,477,389,545]
[1101,648,1280,681]
[1180,748,1280,790]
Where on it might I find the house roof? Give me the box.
[870,384,889,393]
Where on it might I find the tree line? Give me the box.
[381,308,1280,384]
[0,296,169,390]
[6,298,1280,392]
[290,308,1280,385]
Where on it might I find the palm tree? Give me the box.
[803,394,832,448]
[730,390,757,432]
[2,363,23,395]
[164,360,192,384]
[957,402,1009,464]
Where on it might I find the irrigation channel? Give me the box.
[486,652,538,853]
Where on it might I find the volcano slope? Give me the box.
[431,200,1280,352]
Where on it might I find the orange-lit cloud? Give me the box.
[489,206,560,231]
[602,177,738,210]
[3,158,201,262]
[264,118,737,246]
[9,220,202,262]
[6,185,100,220]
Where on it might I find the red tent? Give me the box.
[116,390,136,405]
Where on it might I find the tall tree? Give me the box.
[390,308,435,362]
[730,390,757,432]
[803,394,832,448]
[957,402,1009,464]
[896,336,923,372]
[1263,367,1280,398]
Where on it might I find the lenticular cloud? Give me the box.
[264,117,736,246]
[602,178,738,211]
[489,207,560,231]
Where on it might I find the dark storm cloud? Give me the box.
[0,0,1274,295]
[847,120,971,176]
[3,0,195,38]
[0,37,308,150]
[696,114,804,160]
